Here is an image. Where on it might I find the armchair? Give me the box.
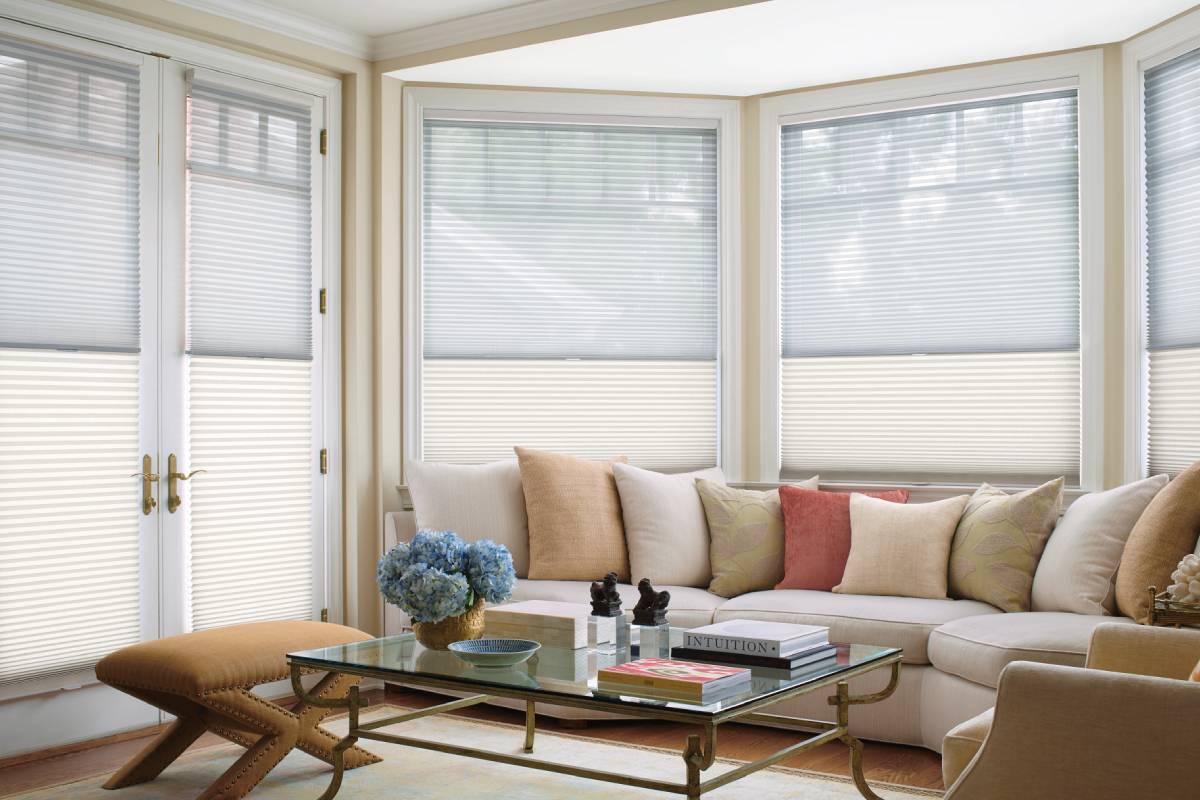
[943,623,1200,799]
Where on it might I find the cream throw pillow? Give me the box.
[613,463,725,588]
[698,477,818,598]
[836,494,970,599]
[949,478,1064,613]
[516,447,630,582]
[408,459,530,578]
[1032,474,1169,615]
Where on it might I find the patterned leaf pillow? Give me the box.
[949,478,1064,612]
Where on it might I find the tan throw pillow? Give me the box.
[836,494,970,599]
[698,477,818,598]
[613,463,725,588]
[949,478,1064,612]
[516,447,629,582]
[1116,460,1200,623]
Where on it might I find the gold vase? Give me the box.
[412,597,486,650]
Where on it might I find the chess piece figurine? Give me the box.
[632,578,670,626]
[589,572,623,617]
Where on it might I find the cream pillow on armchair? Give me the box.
[835,493,969,599]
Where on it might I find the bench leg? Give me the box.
[103,715,208,789]
[294,672,381,769]
[195,688,300,800]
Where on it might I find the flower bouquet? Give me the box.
[377,529,516,649]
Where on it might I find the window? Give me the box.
[778,90,1082,484]
[419,115,720,470]
[1143,46,1200,475]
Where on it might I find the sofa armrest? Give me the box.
[384,510,418,551]
[945,661,1199,800]
[1085,621,1200,679]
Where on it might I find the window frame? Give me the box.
[401,86,741,479]
[758,51,1106,490]
[1122,14,1200,482]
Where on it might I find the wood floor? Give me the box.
[0,686,944,797]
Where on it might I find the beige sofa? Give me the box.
[942,623,1200,798]
[384,511,1135,753]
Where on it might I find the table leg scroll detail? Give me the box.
[524,700,536,753]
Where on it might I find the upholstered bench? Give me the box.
[96,620,381,800]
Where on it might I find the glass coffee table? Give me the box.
[288,630,902,800]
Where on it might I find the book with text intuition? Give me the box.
[597,658,751,703]
[670,642,837,670]
[683,620,829,658]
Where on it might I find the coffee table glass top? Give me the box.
[290,630,900,717]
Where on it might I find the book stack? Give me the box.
[597,658,751,703]
[483,601,614,649]
[672,620,836,673]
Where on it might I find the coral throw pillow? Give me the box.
[776,487,909,591]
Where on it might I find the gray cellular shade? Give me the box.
[421,119,718,360]
[187,78,313,360]
[0,36,140,352]
[781,91,1080,358]
[1145,48,1200,352]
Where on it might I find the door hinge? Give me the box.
[320,608,329,623]
[318,288,327,314]
[319,129,327,156]
[319,448,328,474]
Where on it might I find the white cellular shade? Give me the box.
[0,36,140,352]
[0,350,141,684]
[779,90,1081,482]
[421,117,720,468]
[187,78,313,360]
[188,357,313,630]
[1144,48,1200,474]
[781,91,1079,358]
[422,119,718,360]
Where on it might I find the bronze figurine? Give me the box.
[589,572,623,617]
[632,578,670,626]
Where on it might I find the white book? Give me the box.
[683,620,829,658]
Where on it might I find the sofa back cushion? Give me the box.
[949,478,1064,613]
[516,447,630,582]
[613,463,725,588]
[836,493,969,599]
[697,477,818,598]
[776,486,908,592]
[1116,460,1200,623]
[408,459,529,578]
[1032,474,1169,615]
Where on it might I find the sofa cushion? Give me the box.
[509,579,723,630]
[928,612,1136,689]
[713,589,999,664]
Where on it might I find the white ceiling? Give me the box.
[390,0,1196,95]
[244,0,537,36]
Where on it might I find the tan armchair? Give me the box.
[943,623,1200,800]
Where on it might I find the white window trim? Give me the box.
[757,50,1106,490]
[1121,11,1200,482]
[0,1,345,627]
[401,86,742,479]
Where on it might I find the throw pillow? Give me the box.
[948,478,1064,612]
[1116,460,1200,623]
[776,487,909,591]
[613,463,725,588]
[516,447,630,582]
[1031,474,1170,615]
[836,494,970,599]
[408,459,530,578]
[698,477,819,598]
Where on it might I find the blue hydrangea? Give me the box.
[466,539,516,604]
[407,529,468,573]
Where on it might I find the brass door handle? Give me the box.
[167,453,207,513]
[130,454,159,515]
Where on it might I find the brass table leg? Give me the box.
[524,700,536,753]
[828,661,902,800]
[682,724,716,800]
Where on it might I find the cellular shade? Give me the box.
[779,90,1081,483]
[1144,48,1200,474]
[187,77,313,360]
[0,35,140,352]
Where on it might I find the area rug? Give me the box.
[12,706,940,799]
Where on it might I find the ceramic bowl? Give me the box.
[448,638,541,668]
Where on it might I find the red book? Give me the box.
[597,658,751,702]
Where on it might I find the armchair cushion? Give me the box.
[1085,621,1200,679]
[942,707,992,788]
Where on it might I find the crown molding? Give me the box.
[166,0,372,58]
[369,0,662,60]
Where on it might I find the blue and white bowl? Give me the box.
[448,638,541,667]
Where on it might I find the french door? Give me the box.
[0,21,330,755]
